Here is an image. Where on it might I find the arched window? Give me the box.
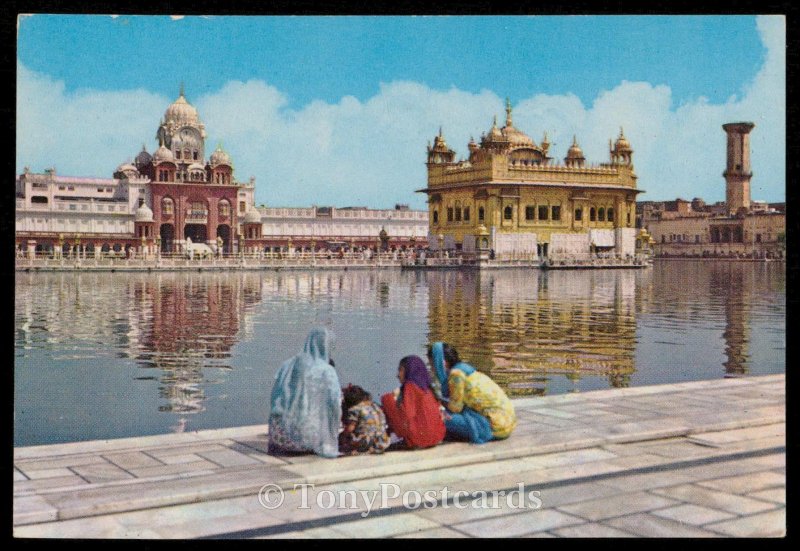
[478,206,485,222]
[219,200,230,217]
[193,151,198,160]
[607,208,614,222]
[464,206,470,221]
[504,206,513,220]
[176,150,182,159]
[598,207,605,221]
[162,197,174,215]
[433,210,439,224]
[575,208,582,221]
[590,207,596,221]
[455,201,462,222]
[184,149,190,160]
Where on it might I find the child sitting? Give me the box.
[339,384,391,455]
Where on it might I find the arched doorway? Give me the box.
[217,225,231,254]
[184,224,208,244]
[160,224,175,252]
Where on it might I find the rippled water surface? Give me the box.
[15,261,785,445]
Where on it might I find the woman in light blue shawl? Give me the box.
[268,327,342,458]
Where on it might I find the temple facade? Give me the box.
[417,99,641,258]
[15,90,427,256]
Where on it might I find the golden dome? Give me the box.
[615,127,632,151]
[566,135,585,159]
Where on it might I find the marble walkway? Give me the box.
[14,374,785,538]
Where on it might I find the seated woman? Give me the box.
[381,355,446,449]
[268,327,342,458]
[339,384,391,455]
[428,342,516,444]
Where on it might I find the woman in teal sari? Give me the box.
[268,327,342,458]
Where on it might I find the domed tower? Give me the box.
[427,127,456,164]
[134,198,155,240]
[209,144,234,185]
[156,85,208,183]
[242,204,262,243]
[565,135,586,168]
[610,127,633,165]
[153,145,177,182]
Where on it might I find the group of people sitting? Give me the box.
[268,327,517,458]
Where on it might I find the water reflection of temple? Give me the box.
[425,269,642,396]
[131,272,264,414]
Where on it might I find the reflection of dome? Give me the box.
[164,93,199,125]
[210,146,231,167]
[135,203,154,222]
[153,145,174,163]
[135,146,152,167]
[244,206,261,224]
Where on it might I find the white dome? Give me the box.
[188,162,205,172]
[116,162,138,173]
[244,206,261,224]
[210,146,231,167]
[115,163,140,179]
[153,145,174,163]
[164,93,199,125]
[135,203,154,222]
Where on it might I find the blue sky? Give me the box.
[17,15,785,208]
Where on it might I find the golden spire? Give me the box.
[179,81,185,98]
[573,134,578,146]
[505,97,513,126]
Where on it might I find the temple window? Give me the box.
[607,208,614,222]
[590,207,596,221]
[447,207,454,222]
[240,201,247,213]
[478,206,485,222]
[455,207,462,222]
[193,151,198,160]
[463,207,470,222]
[162,198,174,215]
[551,206,561,221]
[503,206,513,220]
[176,150,181,159]
[538,205,549,221]
[598,208,606,221]
[575,208,582,221]
[525,206,535,221]
[433,210,439,224]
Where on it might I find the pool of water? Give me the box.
[14,260,785,446]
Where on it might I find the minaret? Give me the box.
[722,122,755,216]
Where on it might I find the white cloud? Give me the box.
[16,15,785,208]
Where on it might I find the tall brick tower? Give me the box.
[722,122,755,215]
